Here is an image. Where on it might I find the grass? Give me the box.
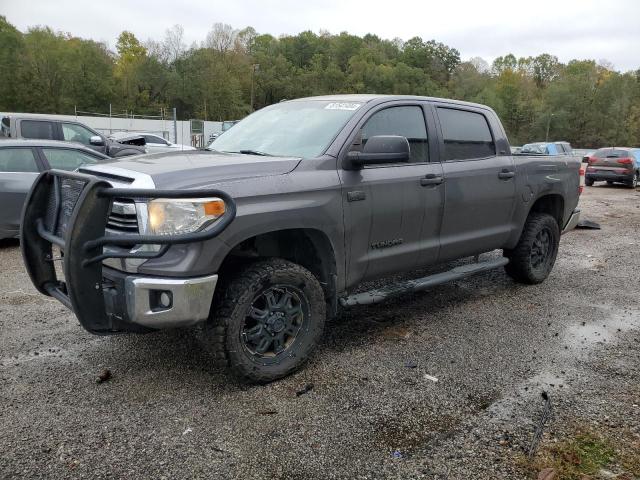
[520,426,640,480]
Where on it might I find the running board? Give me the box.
[339,257,509,307]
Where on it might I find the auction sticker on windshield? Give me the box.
[324,102,362,110]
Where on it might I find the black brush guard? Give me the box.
[21,169,236,334]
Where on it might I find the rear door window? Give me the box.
[20,120,56,140]
[358,106,428,163]
[436,108,495,160]
[42,148,100,171]
[0,148,39,172]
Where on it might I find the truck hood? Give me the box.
[84,150,302,189]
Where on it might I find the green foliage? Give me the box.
[0,16,25,111]
[1,17,640,147]
[528,430,616,480]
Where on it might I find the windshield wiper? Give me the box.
[223,149,273,156]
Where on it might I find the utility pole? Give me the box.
[173,108,178,144]
[545,113,555,142]
[250,64,260,112]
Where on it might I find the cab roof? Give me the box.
[0,138,109,158]
[289,94,491,110]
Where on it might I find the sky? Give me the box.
[2,0,639,71]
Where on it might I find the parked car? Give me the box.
[520,141,573,155]
[0,139,110,239]
[585,147,640,188]
[572,148,594,162]
[21,94,581,382]
[109,131,196,153]
[0,114,145,158]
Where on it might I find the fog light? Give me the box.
[159,291,172,308]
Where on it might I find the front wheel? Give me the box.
[504,212,560,285]
[203,258,325,383]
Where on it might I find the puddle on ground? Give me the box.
[479,308,639,423]
[563,310,639,353]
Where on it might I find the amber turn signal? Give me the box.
[203,200,226,216]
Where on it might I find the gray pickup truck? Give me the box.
[1,114,146,158]
[21,95,581,382]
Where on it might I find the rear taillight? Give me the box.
[617,158,633,165]
[579,167,585,194]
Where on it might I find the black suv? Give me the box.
[0,114,145,158]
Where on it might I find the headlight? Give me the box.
[146,198,226,235]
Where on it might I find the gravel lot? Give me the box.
[1,184,639,480]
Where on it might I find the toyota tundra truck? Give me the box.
[20,95,582,382]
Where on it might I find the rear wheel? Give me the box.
[627,172,638,188]
[203,258,325,383]
[585,178,594,187]
[504,212,560,285]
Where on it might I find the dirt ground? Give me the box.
[1,183,639,479]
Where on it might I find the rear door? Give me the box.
[434,105,516,261]
[0,147,44,237]
[339,102,444,286]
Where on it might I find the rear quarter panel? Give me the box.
[506,154,580,247]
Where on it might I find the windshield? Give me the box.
[209,100,363,158]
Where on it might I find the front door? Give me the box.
[339,103,444,288]
[61,122,107,155]
[433,105,516,261]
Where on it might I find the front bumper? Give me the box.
[124,273,217,329]
[20,169,235,335]
[101,268,218,330]
[562,208,581,234]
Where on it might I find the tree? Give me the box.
[205,23,236,53]
[1,16,639,148]
[0,16,25,111]
[164,24,186,63]
[115,31,148,110]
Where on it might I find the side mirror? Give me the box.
[89,135,105,146]
[344,135,410,170]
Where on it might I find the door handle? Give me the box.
[498,170,515,180]
[420,174,444,186]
